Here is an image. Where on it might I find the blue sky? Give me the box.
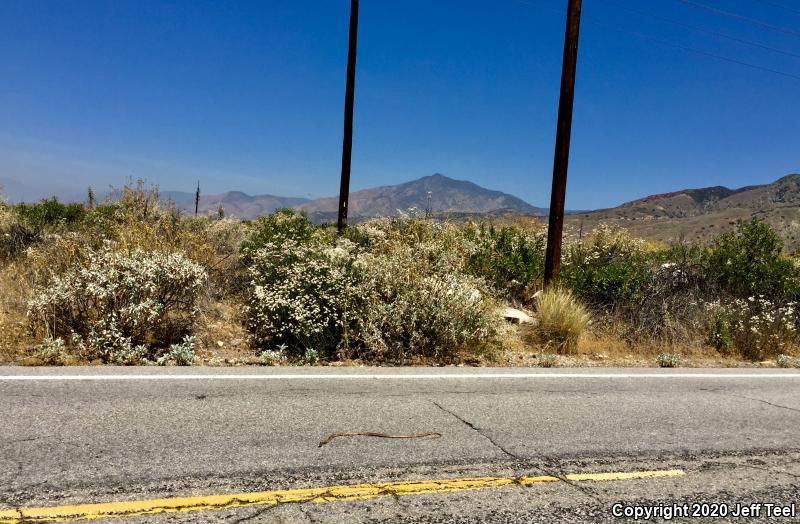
[0,0,798,208]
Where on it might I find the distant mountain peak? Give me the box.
[295,173,545,222]
[158,174,542,221]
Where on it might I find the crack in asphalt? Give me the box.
[431,400,600,502]
[429,400,602,503]
[699,387,800,414]
[534,454,603,504]
[230,504,278,524]
[728,393,800,414]
[430,401,518,461]
[741,463,800,480]
[6,435,56,444]
[301,505,317,524]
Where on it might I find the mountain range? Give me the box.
[160,190,309,219]
[5,172,800,248]
[163,173,546,221]
[568,173,800,249]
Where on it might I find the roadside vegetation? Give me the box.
[2,180,799,366]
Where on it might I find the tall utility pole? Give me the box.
[337,0,359,233]
[544,0,583,286]
[195,181,200,216]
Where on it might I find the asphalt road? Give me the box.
[1,367,799,522]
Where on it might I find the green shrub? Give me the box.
[463,223,545,302]
[707,314,733,353]
[13,197,85,231]
[562,262,652,310]
[705,219,800,299]
[241,209,319,260]
[0,206,39,263]
[533,288,591,354]
[561,225,652,309]
[538,352,558,368]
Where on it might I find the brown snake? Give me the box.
[318,431,442,447]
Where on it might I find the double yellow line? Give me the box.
[0,469,684,522]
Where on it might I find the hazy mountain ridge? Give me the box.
[161,190,309,219]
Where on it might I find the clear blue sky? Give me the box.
[0,0,798,208]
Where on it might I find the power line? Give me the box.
[594,18,800,81]
[675,0,800,39]
[516,0,800,81]
[752,0,800,17]
[604,0,800,60]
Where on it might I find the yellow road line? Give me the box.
[0,469,685,523]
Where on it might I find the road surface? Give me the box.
[1,367,799,522]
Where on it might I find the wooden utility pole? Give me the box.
[544,0,583,286]
[195,181,200,216]
[337,0,359,233]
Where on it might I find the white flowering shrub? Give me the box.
[656,352,682,368]
[32,337,65,365]
[260,348,288,365]
[776,354,800,368]
[157,336,196,366]
[349,218,469,274]
[246,218,498,363]
[564,224,646,266]
[246,238,363,358]
[354,243,496,362]
[707,297,796,360]
[27,247,207,363]
[350,219,496,361]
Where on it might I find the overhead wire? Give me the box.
[602,0,800,60]
[751,0,800,17]
[674,0,800,39]
[513,0,800,81]
[592,18,800,80]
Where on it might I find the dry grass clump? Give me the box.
[532,288,591,355]
[0,260,37,362]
